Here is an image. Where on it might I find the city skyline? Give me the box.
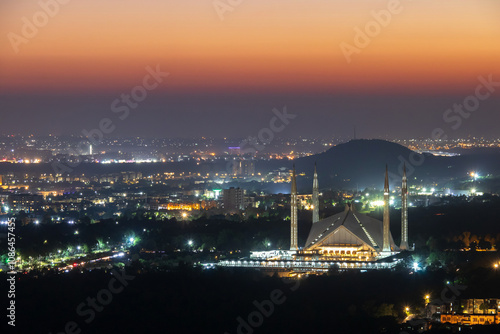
[2,2,500,333]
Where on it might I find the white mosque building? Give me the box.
[219,164,411,274]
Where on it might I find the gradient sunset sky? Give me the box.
[1,0,499,138]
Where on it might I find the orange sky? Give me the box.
[1,0,499,94]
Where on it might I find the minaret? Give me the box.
[312,163,319,224]
[382,165,391,252]
[400,164,409,250]
[290,165,298,250]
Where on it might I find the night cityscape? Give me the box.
[1,1,500,333]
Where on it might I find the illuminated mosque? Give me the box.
[219,164,411,274]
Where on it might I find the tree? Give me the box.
[478,239,492,250]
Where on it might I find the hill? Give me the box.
[289,139,500,191]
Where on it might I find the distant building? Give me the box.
[9,194,44,213]
[157,202,201,211]
[440,298,500,325]
[223,187,245,211]
[232,160,255,177]
[0,193,9,210]
[228,147,241,156]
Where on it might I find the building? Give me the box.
[297,164,405,262]
[298,202,398,262]
[223,187,246,211]
[8,194,44,213]
[218,164,411,274]
[228,147,241,156]
[157,202,201,211]
[290,166,298,250]
[232,160,255,177]
[440,298,500,325]
[312,163,319,224]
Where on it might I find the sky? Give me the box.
[0,0,499,139]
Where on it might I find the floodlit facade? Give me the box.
[440,298,500,325]
[298,202,399,262]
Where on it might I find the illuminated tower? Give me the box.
[400,164,409,250]
[382,165,391,252]
[290,165,298,250]
[312,163,319,224]
[89,144,93,155]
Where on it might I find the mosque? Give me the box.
[219,164,411,274]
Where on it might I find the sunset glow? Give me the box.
[1,0,499,95]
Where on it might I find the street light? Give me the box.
[413,262,419,271]
[424,294,430,305]
[188,240,193,246]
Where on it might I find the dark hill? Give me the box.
[290,139,500,191]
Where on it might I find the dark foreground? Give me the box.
[2,267,500,334]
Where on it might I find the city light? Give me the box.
[424,294,431,305]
